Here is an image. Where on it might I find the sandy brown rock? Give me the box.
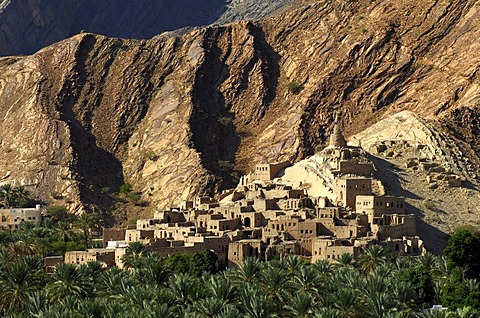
[0,0,478,227]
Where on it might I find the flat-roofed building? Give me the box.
[355,195,405,223]
[65,249,115,267]
[0,207,42,229]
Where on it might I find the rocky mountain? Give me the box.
[0,0,479,240]
[0,0,291,56]
[283,110,480,252]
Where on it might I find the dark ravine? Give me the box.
[0,0,478,231]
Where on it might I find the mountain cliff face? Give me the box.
[0,0,479,225]
[0,0,291,56]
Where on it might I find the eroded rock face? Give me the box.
[0,0,479,220]
[0,0,292,56]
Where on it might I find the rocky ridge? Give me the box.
[281,111,480,251]
[0,0,292,56]
[0,0,478,233]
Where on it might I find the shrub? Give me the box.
[423,200,436,210]
[50,191,63,199]
[119,183,133,194]
[126,192,141,205]
[218,160,233,170]
[46,205,67,214]
[444,229,480,278]
[51,241,86,255]
[218,116,232,126]
[286,81,304,95]
[238,129,253,137]
[101,187,111,194]
[142,148,158,161]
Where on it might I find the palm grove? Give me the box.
[1,209,480,318]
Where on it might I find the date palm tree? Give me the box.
[227,257,261,285]
[0,246,15,269]
[192,297,227,317]
[25,290,51,317]
[143,303,174,318]
[453,306,479,318]
[0,183,16,208]
[7,240,36,259]
[333,288,360,317]
[205,274,236,303]
[314,307,340,318]
[0,260,39,312]
[360,272,389,298]
[284,291,316,317]
[291,265,323,296]
[359,245,392,273]
[259,263,291,309]
[390,280,416,311]
[238,284,274,318]
[134,255,169,287]
[415,309,449,318]
[284,255,306,274]
[313,259,333,280]
[433,256,456,283]
[47,263,93,302]
[214,305,243,318]
[333,267,361,290]
[361,291,399,318]
[13,185,30,207]
[418,252,438,272]
[54,221,74,244]
[76,297,106,318]
[74,213,100,249]
[98,266,132,298]
[122,241,149,269]
[168,273,197,306]
[333,253,356,269]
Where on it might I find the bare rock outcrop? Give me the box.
[0,0,292,56]
[0,0,479,226]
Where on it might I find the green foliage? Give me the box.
[398,264,435,306]
[423,200,437,210]
[190,250,219,276]
[47,263,93,302]
[442,274,480,310]
[2,225,480,317]
[118,183,142,205]
[141,148,158,161]
[165,253,192,274]
[46,205,75,223]
[100,187,111,194]
[218,116,233,126]
[443,229,480,278]
[165,250,219,277]
[119,183,133,194]
[0,184,32,208]
[286,81,304,95]
[126,192,141,205]
[218,160,233,170]
[51,241,86,255]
